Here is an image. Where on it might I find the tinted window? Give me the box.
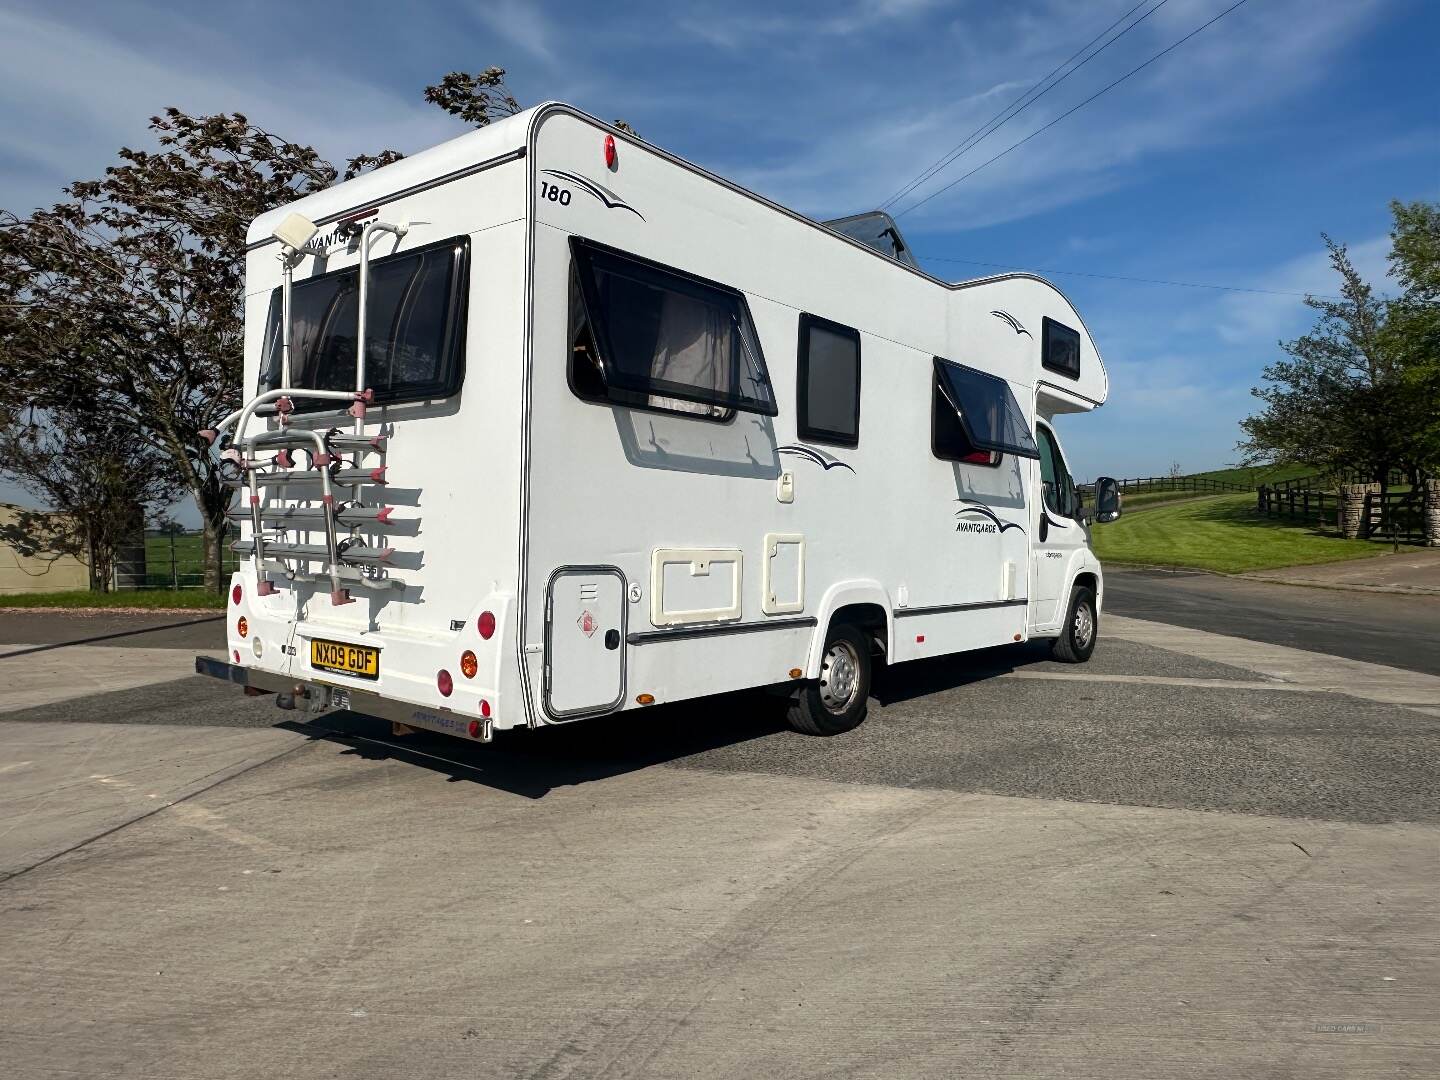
[1037,425,1077,518]
[260,237,468,408]
[797,314,860,447]
[569,237,777,419]
[933,358,1040,460]
[1042,317,1081,379]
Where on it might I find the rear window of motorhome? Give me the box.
[932,358,1041,462]
[797,314,861,447]
[259,237,469,408]
[568,237,778,419]
[1041,317,1081,379]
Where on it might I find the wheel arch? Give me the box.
[805,581,893,678]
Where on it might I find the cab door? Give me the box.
[1030,423,1085,631]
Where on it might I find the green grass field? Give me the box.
[0,589,226,610]
[1091,493,1383,573]
[1183,463,1315,487]
[143,533,238,589]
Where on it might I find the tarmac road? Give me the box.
[1,580,1438,1078]
[1104,567,1440,676]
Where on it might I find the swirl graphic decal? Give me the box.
[955,500,1025,535]
[778,445,855,473]
[990,310,1032,337]
[541,169,646,220]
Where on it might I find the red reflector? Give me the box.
[233,650,241,663]
[477,611,496,640]
[237,616,248,638]
[916,634,925,643]
[460,650,478,679]
[468,720,481,738]
[437,669,453,697]
[479,699,491,718]
[604,133,617,168]
[231,584,242,606]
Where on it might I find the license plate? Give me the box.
[310,639,380,680]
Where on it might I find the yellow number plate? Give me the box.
[310,639,380,680]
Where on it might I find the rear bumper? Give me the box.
[195,656,493,742]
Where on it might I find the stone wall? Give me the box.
[1425,478,1440,548]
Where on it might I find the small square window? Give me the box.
[797,313,861,447]
[1042,317,1081,379]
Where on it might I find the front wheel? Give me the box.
[1051,584,1098,663]
[786,623,872,736]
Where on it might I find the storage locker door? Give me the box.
[544,568,627,718]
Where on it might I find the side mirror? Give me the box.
[1094,476,1122,523]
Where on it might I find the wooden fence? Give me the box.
[1256,485,1427,544]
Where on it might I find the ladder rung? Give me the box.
[247,432,387,454]
[257,562,407,589]
[227,505,398,526]
[225,466,386,488]
[233,540,395,565]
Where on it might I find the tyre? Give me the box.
[786,623,872,736]
[1051,584,1098,663]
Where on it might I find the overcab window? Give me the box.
[932,357,1040,464]
[797,314,861,447]
[1042,317,1081,379]
[259,236,469,408]
[568,237,778,420]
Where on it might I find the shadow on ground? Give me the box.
[280,641,1067,799]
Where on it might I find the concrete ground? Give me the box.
[1,595,1438,1079]
[1245,548,1440,595]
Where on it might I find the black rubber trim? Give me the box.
[893,599,1028,618]
[244,147,527,252]
[627,616,817,645]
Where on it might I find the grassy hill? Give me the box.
[1092,493,1381,573]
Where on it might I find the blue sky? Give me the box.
[2,0,1437,507]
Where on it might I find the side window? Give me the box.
[931,357,1040,465]
[796,314,860,447]
[1036,425,1077,518]
[567,237,778,421]
[1042,317,1081,380]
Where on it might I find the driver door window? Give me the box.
[1036,426,1075,519]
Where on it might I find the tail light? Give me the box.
[231,584,242,606]
[477,611,496,639]
[460,651,478,679]
[479,699,491,718]
[467,720,482,738]
[437,669,453,697]
[237,616,249,638]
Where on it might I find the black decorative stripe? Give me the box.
[542,168,646,220]
[777,445,855,473]
[990,309,1032,337]
[894,599,1028,618]
[245,148,527,251]
[955,501,1026,534]
[628,616,817,645]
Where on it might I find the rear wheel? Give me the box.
[786,623,872,736]
[1051,584,1097,663]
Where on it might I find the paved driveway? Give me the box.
[1,599,1437,1079]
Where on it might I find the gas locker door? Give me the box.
[544,567,627,719]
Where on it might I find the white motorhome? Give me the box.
[197,102,1123,739]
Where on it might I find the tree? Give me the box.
[1239,208,1437,491]
[0,404,179,590]
[0,110,337,591]
[0,65,635,592]
[1382,200,1440,480]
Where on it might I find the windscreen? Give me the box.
[934,358,1040,460]
[260,236,468,407]
[570,237,778,418]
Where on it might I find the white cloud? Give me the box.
[0,8,461,214]
[1215,235,1391,346]
[468,0,558,63]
